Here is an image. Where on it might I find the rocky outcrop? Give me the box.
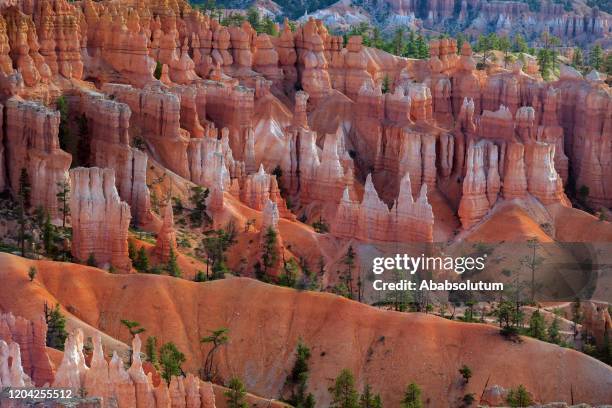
[154,203,177,263]
[458,142,490,229]
[581,301,612,350]
[294,129,352,207]
[80,89,153,227]
[0,312,54,386]
[451,43,481,117]
[295,18,331,105]
[254,33,282,85]
[241,165,293,219]
[102,83,191,179]
[0,338,33,388]
[524,141,568,205]
[82,1,156,86]
[188,132,234,190]
[332,174,434,242]
[4,98,71,222]
[49,327,219,407]
[478,105,515,141]
[2,8,51,87]
[277,19,298,93]
[342,36,374,101]
[202,81,254,157]
[353,81,384,171]
[69,167,131,272]
[29,0,83,79]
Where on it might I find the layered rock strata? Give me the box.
[69,167,131,272]
[4,98,71,222]
[332,174,434,242]
[0,312,54,386]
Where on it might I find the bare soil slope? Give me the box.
[1,253,610,407]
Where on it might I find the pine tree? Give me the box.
[604,52,612,75]
[506,385,533,407]
[16,195,28,258]
[280,258,299,288]
[166,247,181,277]
[513,35,528,53]
[262,227,279,277]
[572,47,584,68]
[86,252,97,267]
[145,336,160,369]
[455,33,466,54]
[45,302,68,350]
[28,266,37,282]
[19,168,31,209]
[415,35,429,59]
[459,365,472,383]
[128,240,137,261]
[201,327,229,381]
[343,246,356,299]
[547,316,561,344]
[159,342,185,383]
[134,247,149,272]
[246,7,260,30]
[401,383,422,408]
[392,27,405,56]
[201,222,236,279]
[381,75,391,94]
[589,45,604,70]
[285,339,316,407]
[56,180,70,228]
[42,211,55,255]
[225,377,248,408]
[476,34,491,64]
[260,16,277,36]
[154,61,163,79]
[498,36,512,68]
[329,369,359,408]
[405,31,417,57]
[359,384,382,408]
[528,309,547,340]
[120,319,145,338]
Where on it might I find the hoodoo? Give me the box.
[0,0,610,406]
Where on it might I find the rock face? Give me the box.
[4,97,71,222]
[0,312,54,386]
[69,167,131,272]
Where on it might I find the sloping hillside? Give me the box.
[1,253,610,406]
